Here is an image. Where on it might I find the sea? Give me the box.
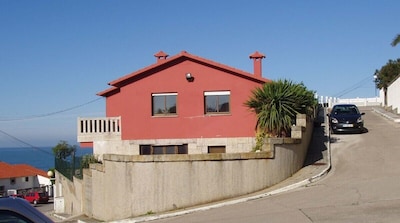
[0,147,93,171]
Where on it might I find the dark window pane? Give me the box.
[141,144,188,155]
[219,95,230,112]
[140,145,151,155]
[178,144,188,154]
[165,146,176,154]
[0,210,34,223]
[152,96,165,115]
[166,95,177,113]
[205,96,217,112]
[153,146,164,154]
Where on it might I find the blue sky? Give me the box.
[0,0,399,147]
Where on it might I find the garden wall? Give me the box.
[76,115,313,221]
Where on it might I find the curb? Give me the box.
[372,107,400,123]
[52,213,66,220]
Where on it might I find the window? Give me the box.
[140,144,188,155]
[204,91,230,114]
[208,146,226,153]
[10,178,15,185]
[0,210,35,223]
[152,93,177,116]
[25,177,29,182]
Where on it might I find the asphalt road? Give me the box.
[34,199,55,219]
[151,107,400,223]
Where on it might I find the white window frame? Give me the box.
[204,91,230,96]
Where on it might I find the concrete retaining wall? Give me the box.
[53,172,83,215]
[81,120,312,221]
[57,115,314,221]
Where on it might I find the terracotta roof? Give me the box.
[98,50,271,97]
[0,162,49,179]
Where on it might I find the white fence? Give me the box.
[316,95,382,108]
[317,74,399,112]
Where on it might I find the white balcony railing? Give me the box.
[77,117,121,142]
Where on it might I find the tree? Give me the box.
[245,79,317,138]
[374,59,400,106]
[52,140,77,160]
[391,34,400,47]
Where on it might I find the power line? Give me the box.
[0,97,103,122]
[332,75,374,98]
[0,98,102,152]
[0,129,53,156]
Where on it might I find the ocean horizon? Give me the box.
[0,146,93,171]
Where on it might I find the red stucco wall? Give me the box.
[105,59,265,140]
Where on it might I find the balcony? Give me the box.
[77,117,121,142]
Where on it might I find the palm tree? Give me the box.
[245,79,316,138]
[391,34,400,47]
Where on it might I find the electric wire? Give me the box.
[0,97,102,152]
[332,75,374,98]
[0,129,54,156]
[0,97,103,122]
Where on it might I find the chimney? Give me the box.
[154,51,169,63]
[249,51,266,77]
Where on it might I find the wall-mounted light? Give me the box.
[185,73,194,82]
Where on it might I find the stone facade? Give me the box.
[55,114,314,221]
[92,137,257,160]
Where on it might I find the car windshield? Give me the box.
[333,105,359,115]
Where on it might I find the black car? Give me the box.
[0,196,54,223]
[328,104,365,134]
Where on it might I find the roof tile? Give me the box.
[0,162,49,179]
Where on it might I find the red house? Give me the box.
[77,51,270,157]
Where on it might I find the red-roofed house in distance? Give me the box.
[0,162,51,197]
[77,51,270,159]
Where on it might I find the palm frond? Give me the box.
[245,79,316,137]
[391,34,400,47]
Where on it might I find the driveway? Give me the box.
[151,107,400,223]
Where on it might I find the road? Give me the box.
[34,199,55,219]
[151,107,400,223]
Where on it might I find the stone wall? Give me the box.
[93,137,257,160]
[58,114,314,221]
[53,172,83,215]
